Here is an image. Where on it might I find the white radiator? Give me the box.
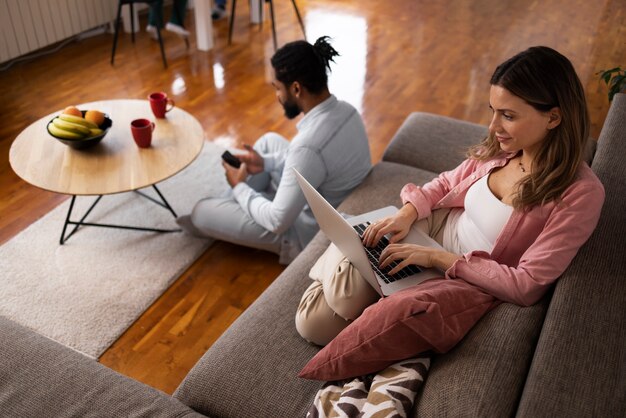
[0,0,118,64]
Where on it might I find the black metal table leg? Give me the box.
[152,185,178,217]
[61,195,104,244]
[133,185,177,217]
[59,186,181,245]
[60,195,77,245]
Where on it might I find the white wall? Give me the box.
[0,0,118,64]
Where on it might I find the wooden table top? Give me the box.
[9,99,205,196]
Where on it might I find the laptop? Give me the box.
[294,169,445,297]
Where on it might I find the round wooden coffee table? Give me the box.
[9,99,205,244]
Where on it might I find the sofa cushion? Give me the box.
[0,316,204,418]
[298,278,499,381]
[337,161,438,215]
[382,112,487,173]
[414,297,550,417]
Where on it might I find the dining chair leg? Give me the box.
[155,26,168,68]
[228,0,237,44]
[171,2,190,49]
[145,3,168,68]
[130,2,136,43]
[229,0,284,49]
[268,0,277,50]
[111,1,124,65]
[291,0,306,38]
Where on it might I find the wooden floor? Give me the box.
[1,0,625,395]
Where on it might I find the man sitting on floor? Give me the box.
[177,36,372,264]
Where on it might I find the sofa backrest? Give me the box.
[383,112,598,171]
[517,93,626,417]
[382,112,488,172]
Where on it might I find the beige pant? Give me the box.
[295,209,450,346]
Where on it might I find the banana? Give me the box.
[58,113,98,129]
[48,122,85,139]
[89,128,104,137]
[52,117,91,136]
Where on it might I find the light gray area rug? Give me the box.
[0,141,228,358]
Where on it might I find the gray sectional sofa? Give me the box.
[1,94,624,418]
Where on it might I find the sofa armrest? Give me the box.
[382,112,487,173]
[0,316,205,418]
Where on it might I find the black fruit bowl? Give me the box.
[47,111,113,150]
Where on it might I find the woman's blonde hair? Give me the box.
[468,46,590,210]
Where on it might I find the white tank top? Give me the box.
[443,174,513,254]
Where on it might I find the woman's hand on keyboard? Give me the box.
[379,243,461,275]
[362,203,418,247]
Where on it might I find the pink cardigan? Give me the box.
[400,153,605,306]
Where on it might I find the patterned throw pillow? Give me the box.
[307,357,430,418]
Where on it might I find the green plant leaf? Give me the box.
[609,74,626,92]
[597,67,625,102]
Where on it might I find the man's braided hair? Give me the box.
[270,36,339,94]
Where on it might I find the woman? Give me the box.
[296,46,605,356]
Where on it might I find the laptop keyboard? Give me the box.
[353,221,423,284]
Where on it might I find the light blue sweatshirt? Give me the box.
[232,95,372,263]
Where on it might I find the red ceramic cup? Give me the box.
[148,92,175,118]
[130,119,155,148]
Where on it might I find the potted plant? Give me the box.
[597,67,626,102]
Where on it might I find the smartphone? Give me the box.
[221,150,241,168]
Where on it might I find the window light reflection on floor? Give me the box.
[172,75,187,95]
[213,62,225,90]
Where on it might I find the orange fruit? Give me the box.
[85,110,105,127]
[63,106,82,117]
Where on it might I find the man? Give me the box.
[177,36,371,264]
[146,0,190,39]
[212,0,227,20]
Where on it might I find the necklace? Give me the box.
[516,154,529,173]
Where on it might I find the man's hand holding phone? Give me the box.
[238,144,264,174]
[222,145,265,188]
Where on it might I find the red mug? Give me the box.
[148,92,175,118]
[131,119,155,148]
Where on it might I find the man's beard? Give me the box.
[282,98,301,119]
